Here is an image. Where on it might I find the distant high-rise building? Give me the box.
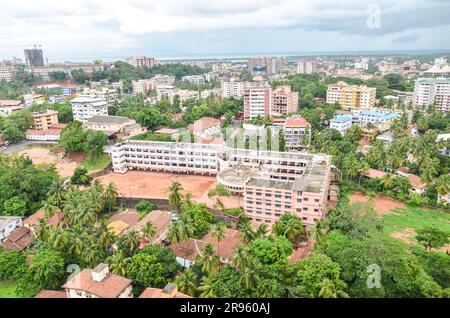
[0,63,16,82]
[221,79,244,99]
[24,48,45,67]
[296,60,316,74]
[125,56,155,68]
[248,56,283,76]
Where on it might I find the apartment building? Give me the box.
[413,78,450,113]
[188,117,221,139]
[0,63,15,82]
[243,81,272,121]
[296,60,316,74]
[248,56,284,75]
[272,86,299,116]
[283,117,311,150]
[243,154,331,226]
[204,72,219,82]
[153,74,175,85]
[182,75,205,86]
[326,81,376,109]
[30,110,59,130]
[356,110,398,126]
[330,115,353,135]
[221,79,244,99]
[70,96,108,122]
[125,56,155,68]
[83,87,119,103]
[111,140,221,175]
[132,79,156,94]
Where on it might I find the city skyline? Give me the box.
[1,0,450,62]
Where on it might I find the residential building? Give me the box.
[31,110,59,130]
[83,87,120,103]
[171,228,243,268]
[182,75,205,86]
[24,210,63,231]
[271,86,299,116]
[0,216,23,244]
[188,117,221,139]
[424,64,450,78]
[62,263,132,298]
[2,227,33,252]
[413,78,450,113]
[296,60,316,74]
[0,100,22,116]
[153,74,175,85]
[356,110,398,126]
[156,85,177,101]
[125,56,155,68]
[283,117,311,150]
[243,81,272,121]
[221,79,244,99]
[436,133,450,156]
[110,140,221,175]
[248,56,284,75]
[139,283,191,298]
[127,210,172,245]
[326,81,376,109]
[204,72,219,82]
[132,79,156,94]
[24,48,45,67]
[0,63,16,82]
[243,154,331,227]
[330,115,353,135]
[70,96,108,122]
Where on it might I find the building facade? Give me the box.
[243,81,272,121]
[70,96,108,122]
[330,115,353,135]
[182,75,205,86]
[31,110,59,130]
[296,60,316,74]
[125,56,155,68]
[413,78,450,113]
[248,56,284,75]
[0,63,16,82]
[24,48,45,67]
[272,86,299,116]
[326,81,376,109]
[221,79,244,99]
[283,117,311,150]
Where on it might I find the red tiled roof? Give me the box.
[0,100,22,107]
[24,210,64,228]
[128,210,171,240]
[35,290,67,298]
[26,129,63,136]
[407,174,426,189]
[363,168,388,179]
[108,211,140,228]
[171,227,242,261]
[188,117,221,133]
[139,288,191,298]
[62,269,131,298]
[285,117,310,128]
[3,227,33,252]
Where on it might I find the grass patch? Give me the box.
[80,154,111,172]
[383,206,450,235]
[0,282,21,298]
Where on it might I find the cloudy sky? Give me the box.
[1,0,449,62]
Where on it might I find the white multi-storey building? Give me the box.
[111,140,221,175]
[0,216,23,244]
[243,81,272,121]
[221,79,244,99]
[70,96,108,122]
[182,75,205,86]
[413,78,450,113]
[296,60,316,74]
[132,79,156,94]
[330,115,353,135]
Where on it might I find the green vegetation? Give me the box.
[80,154,111,171]
[0,282,21,298]
[131,132,173,142]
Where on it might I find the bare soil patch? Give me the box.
[349,191,406,216]
[18,147,77,178]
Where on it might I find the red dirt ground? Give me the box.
[95,171,216,199]
[18,147,78,178]
[349,191,406,215]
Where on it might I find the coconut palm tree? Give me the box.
[434,175,450,197]
[46,179,66,209]
[210,222,225,258]
[34,218,51,242]
[308,220,328,245]
[108,252,129,277]
[122,230,141,255]
[48,227,69,250]
[255,224,269,239]
[198,275,216,298]
[142,221,157,242]
[95,221,116,249]
[168,181,184,213]
[380,173,396,191]
[199,244,220,274]
[273,214,305,243]
[356,161,370,185]
[67,227,85,256]
[87,187,105,214]
[240,263,260,291]
[233,245,254,269]
[42,198,58,218]
[82,242,104,267]
[175,269,198,297]
[167,220,195,268]
[240,223,256,243]
[103,182,119,214]
[183,192,195,208]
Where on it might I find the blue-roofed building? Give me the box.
[356,110,398,125]
[330,115,353,135]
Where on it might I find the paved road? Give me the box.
[1,140,58,155]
